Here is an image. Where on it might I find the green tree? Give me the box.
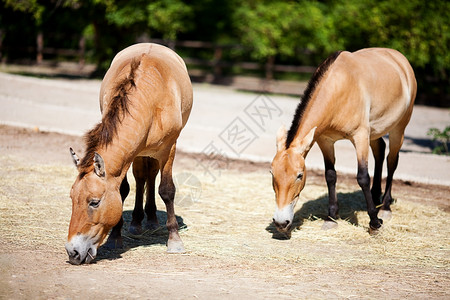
[234,1,330,61]
[147,0,193,42]
[328,0,449,105]
[232,0,339,78]
[2,0,45,24]
[330,0,449,78]
[104,0,193,43]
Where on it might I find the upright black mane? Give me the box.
[285,51,342,148]
[78,58,141,176]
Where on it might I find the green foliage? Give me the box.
[104,0,147,27]
[3,0,44,25]
[330,0,450,78]
[233,1,334,61]
[100,0,193,41]
[147,0,193,41]
[0,0,449,94]
[427,126,450,155]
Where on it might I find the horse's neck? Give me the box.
[293,97,329,151]
[98,128,143,180]
[97,147,130,181]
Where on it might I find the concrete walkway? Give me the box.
[0,72,448,185]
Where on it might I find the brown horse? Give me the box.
[65,43,193,264]
[271,48,416,234]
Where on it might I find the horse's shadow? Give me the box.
[95,210,185,262]
[266,190,368,239]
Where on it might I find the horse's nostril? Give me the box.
[73,250,80,259]
[273,218,291,229]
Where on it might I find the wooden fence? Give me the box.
[148,38,316,83]
[1,36,316,95]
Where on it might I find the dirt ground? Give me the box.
[0,125,449,299]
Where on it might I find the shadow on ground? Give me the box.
[402,136,436,153]
[95,210,185,263]
[266,190,368,239]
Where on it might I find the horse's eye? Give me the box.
[89,199,101,208]
[296,173,303,180]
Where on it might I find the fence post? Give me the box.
[78,36,85,68]
[265,55,274,80]
[36,31,43,64]
[212,46,223,83]
[0,29,3,62]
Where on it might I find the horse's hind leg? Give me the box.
[105,175,130,248]
[144,157,159,230]
[370,138,386,207]
[378,130,404,221]
[159,143,185,253]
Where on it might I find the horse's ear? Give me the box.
[292,127,316,156]
[70,148,80,167]
[93,152,106,178]
[276,125,287,151]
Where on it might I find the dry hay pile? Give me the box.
[0,153,449,296]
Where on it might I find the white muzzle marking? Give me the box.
[65,234,98,265]
[273,199,297,230]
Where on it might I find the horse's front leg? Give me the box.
[353,133,383,234]
[370,137,386,207]
[159,143,185,253]
[317,139,338,230]
[130,157,160,234]
[129,157,146,235]
[104,175,130,248]
[144,157,160,230]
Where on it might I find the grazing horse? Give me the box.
[271,48,416,234]
[65,43,193,264]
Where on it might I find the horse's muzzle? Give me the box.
[273,218,292,232]
[65,235,97,265]
[273,200,297,232]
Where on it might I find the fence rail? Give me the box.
[1,37,316,95]
[149,38,316,82]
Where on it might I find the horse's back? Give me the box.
[99,43,193,157]
[100,43,192,121]
[330,48,416,139]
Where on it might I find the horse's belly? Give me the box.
[369,101,410,139]
[136,140,174,160]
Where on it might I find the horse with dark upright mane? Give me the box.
[271,48,416,234]
[65,43,193,264]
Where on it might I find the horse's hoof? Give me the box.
[368,223,383,235]
[369,226,381,235]
[378,209,392,222]
[104,237,123,249]
[368,218,383,235]
[128,224,143,236]
[321,220,338,230]
[167,240,185,254]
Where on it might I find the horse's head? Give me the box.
[65,149,122,265]
[271,126,316,232]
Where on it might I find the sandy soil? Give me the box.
[0,125,449,299]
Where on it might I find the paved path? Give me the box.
[0,72,449,185]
